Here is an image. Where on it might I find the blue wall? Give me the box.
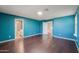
[77,8,79,48]
[0,13,15,41]
[24,18,42,36]
[53,15,75,39]
[0,13,42,42]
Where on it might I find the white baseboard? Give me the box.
[0,33,42,44]
[24,33,42,38]
[0,39,15,44]
[54,35,75,41]
[78,48,79,53]
[74,40,79,52]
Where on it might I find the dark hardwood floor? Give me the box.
[0,35,78,53]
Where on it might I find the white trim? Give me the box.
[74,40,79,52]
[78,49,79,53]
[74,14,77,37]
[24,33,42,38]
[54,35,75,41]
[0,39,15,44]
[15,18,24,39]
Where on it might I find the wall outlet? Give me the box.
[9,36,11,38]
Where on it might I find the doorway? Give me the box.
[43,21,53,36]
[42,21,53,46]
[15,19,24,39]
[15,19,24,52]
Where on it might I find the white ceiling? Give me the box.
[0,5,78,20]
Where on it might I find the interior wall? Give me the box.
[0,13,15,41]
[53,15,75,40]
[77,8,79,48]
[24,18,42,37]
[0,13,42,42]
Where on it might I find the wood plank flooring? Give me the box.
[0,35,78,53]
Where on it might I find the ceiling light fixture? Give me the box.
[37,11,43,16]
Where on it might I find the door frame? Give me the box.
[15,18,24,39]
[43,21,53,36]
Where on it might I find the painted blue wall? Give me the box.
[53,15,75,39]
[0,13,42,42]
[24,18,42,36]
[77,8,79,48]
[0,13,15,41]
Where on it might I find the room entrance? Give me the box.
[42,21,53,46]
[43,21,53,36]
[15,19,24,39]
[15,19,24,53]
